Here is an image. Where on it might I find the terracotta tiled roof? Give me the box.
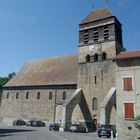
[4,55,78,87]
[116,50,140,59]
[81,7,113,24]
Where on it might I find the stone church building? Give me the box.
[0,7,140,139]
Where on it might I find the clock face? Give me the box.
[89,45,95,51]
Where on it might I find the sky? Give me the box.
[0,0,140,77]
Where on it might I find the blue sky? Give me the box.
[0,0,140,76]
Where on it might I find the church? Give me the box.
[1,7,140,140]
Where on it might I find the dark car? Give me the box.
[13,119,26,126]
[26,120,45,127]
[97,124,116,138]
[69,124,87,133]
[32,120,45,127]
[26,120,36,126]
[49,123,59,131]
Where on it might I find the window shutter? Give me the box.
[123,77,132,91]
[124,103,134,119]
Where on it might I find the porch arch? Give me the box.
[100,87,116,124]
[61,89,95,131]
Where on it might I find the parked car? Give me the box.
[26,120,45,127]
[32,120,45,127]
[69,124,87,133]
[49,123,60,131]
[13,119,26,126]
[26,120,36,126]
[97,124,116,138]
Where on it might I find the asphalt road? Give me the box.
[0,126,111,140]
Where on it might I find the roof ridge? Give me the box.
[27,54,78,63]
[120,50,140,53]
[116,50,140,59]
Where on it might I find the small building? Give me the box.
[116,51,140,140]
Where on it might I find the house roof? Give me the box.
[116,50,140,59]
[80,7,113,24]
[4,55,78,87]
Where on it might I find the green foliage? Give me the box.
[8,72,16,79]
[0,72,15,101]
[0,77,9,99]
[0,72,16,92]
[0,77,9,88]
[121,47,127,52]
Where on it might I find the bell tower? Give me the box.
[75,8,122,124]
[78,7,123,63]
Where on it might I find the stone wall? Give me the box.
[76,59,116,124]
[0,87,76,125]
[78,41,116,63]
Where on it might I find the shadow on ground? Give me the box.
[0,134,14,137]
[0,128,36,137]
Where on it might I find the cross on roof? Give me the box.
[106,0,109,7]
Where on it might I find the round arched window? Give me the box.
[62,91,66,100]
[92,98,98,110]
[86,55,90,62]
[94,53,98,61]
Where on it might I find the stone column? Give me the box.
[60,106,66,132]
[100,107,106,125]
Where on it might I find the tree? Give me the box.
[8,72,16,79]
[0,72,16,104]
[0,72,16,95]
[0,77,9,89]
[121,47,127,52]
[0,77,9,101]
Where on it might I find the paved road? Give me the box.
[0,126,113,140]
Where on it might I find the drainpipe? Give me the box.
[53,89,57,123]
[0,88,2,106]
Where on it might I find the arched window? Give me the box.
[6,92,9,99]
[94,53,98,61]
[85,55,90,62]
[92,98,98,110]
[37,92,40,100]
[49,92,52,100]
[62,91,66,100]
[102,52,107,60]
[16,92,19,99]
[26,92,29,100]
